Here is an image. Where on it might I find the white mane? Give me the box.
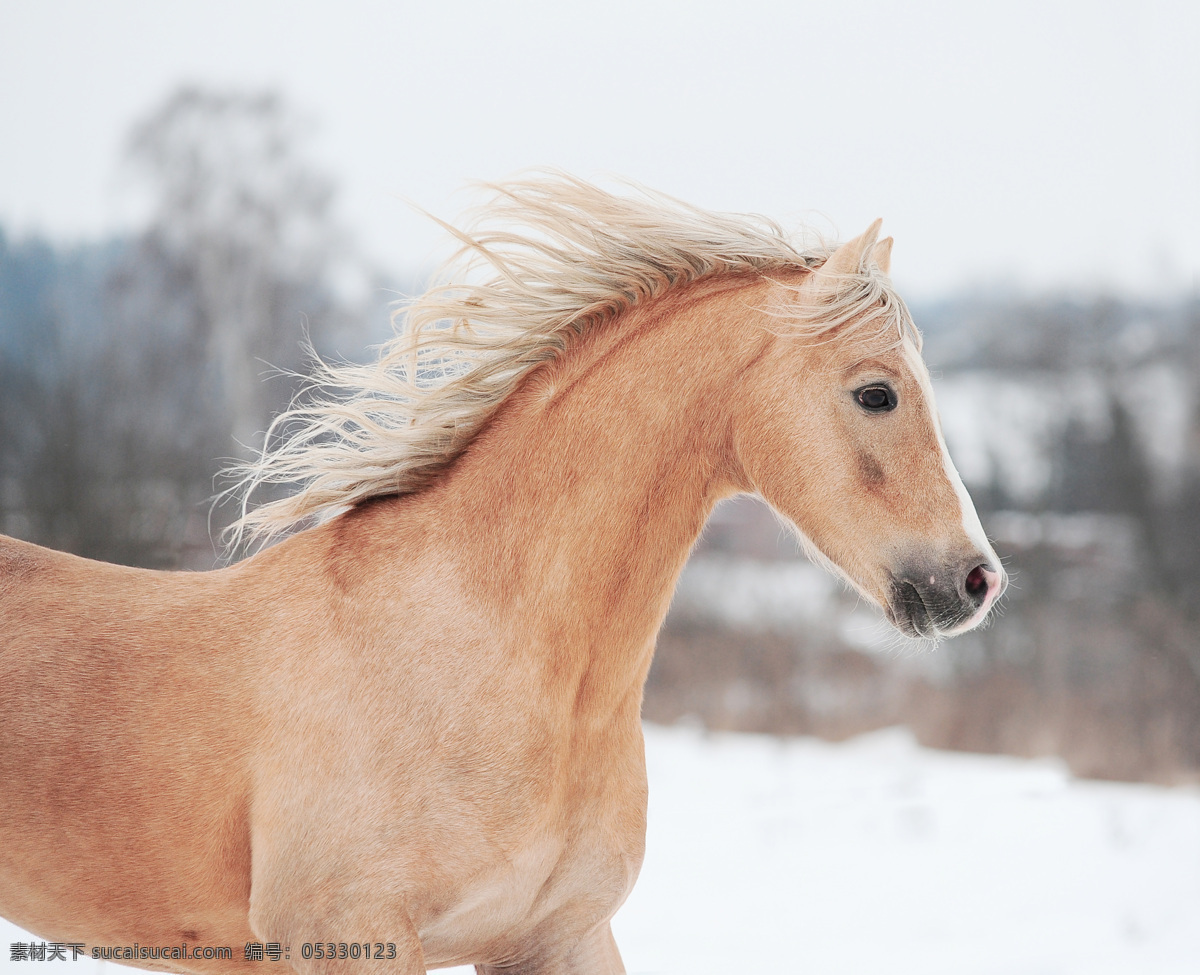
[224,173,916,549]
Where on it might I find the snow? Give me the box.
[4,725,1198,975]
[616,725,1200,975]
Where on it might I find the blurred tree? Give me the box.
[0,87,366,568]
[124,86,348,449]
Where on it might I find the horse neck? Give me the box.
[425,276,773,708]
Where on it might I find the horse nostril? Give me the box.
[965,565,989,601]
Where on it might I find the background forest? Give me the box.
[2,89,1198,784]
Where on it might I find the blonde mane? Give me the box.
[225,173,917,548]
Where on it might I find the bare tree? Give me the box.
[125,87,346,449]
[0,88,367,568]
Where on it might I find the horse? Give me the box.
[0,175,1004,974]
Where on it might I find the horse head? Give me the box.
[735,221,1005,638]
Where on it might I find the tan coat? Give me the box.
[0,204,1003,974]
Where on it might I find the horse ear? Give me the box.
[872,236,893,275]
[819,218,883,279]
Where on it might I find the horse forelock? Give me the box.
[222,173,914,553]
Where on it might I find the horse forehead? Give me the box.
[824,334,927,387]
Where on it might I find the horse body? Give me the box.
[0,540,258,962]
[0,180,1004,973]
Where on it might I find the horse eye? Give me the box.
[855,384,897,412]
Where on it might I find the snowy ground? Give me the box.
[5,724,1198,974]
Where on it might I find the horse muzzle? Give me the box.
[885,556,1005,639]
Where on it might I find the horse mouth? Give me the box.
[887,580,940,639]
[885,570,993,640]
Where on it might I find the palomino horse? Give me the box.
[0,176,1004,974]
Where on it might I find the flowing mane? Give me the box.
[226,173,918,547]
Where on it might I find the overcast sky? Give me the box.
[2,0,1197,300]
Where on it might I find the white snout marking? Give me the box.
[902,339,1008,628]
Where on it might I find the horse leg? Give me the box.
[475,921,625,975]
[248,874,426,975]
[558,923,624,975]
